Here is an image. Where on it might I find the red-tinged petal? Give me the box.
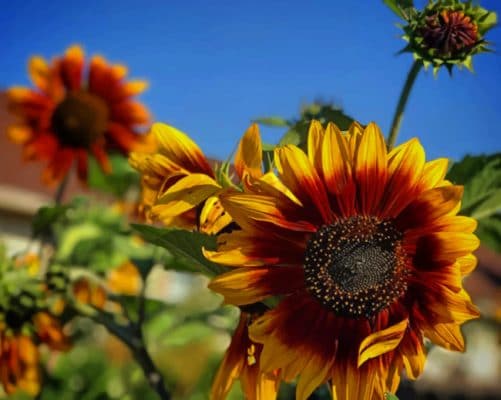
[208,266,304,305]
[410,231,479,269]
[219,192,317,234]
[398,329,426,380]
[321,122,355,217]
[354,122,388,215]
[91,143,112,174]
[397,185,464,230]
[418,158,449,191]
[274,145,331,223]
[111,101,150,125]
[235,123,263,181]
[204,230,305,267]
[59,45,84,90]
[28,56,50,91]
[152,123,214,176]
[41,148,75,185]
[307,120,325,174]
[331,360,378,400]
[382,138,425,217]
[7,124,33,144]
[106,122,143,153]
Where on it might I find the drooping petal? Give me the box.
[358,319,408,367]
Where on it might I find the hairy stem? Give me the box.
[387,60,422,150]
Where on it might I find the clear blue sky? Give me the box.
[2,0,500,162]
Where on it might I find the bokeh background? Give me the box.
[1,1,501,399]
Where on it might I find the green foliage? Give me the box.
[447,153,501,252]
[131,224,225,276]
[257,101,355,152]
[384,393,400,400]
[32,204,70,237]
[88,153,140,197]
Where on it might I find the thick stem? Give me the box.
[387,60,422,150]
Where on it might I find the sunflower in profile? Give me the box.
[206,120,480,399]
[7,45,151,185]
[129,122,234,233]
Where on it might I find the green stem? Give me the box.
[54,172,70,205]
[387,60,422,150]
[74,304,171,400]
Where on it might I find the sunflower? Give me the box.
[129,122,238,233]
[0,312,69,396]
[7,45,151,185]
[211,308,280,400]
[206,121,480,399]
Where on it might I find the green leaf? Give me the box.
[32,204,70,237]
[131,224,225,276]
[384,393,400,400]
[447,154,501,219]
[476,215,501,253]
[278,127,302,147]
[253,116,290,127]
[87,153,139,197]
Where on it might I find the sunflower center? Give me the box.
[421,10,478,57]
[304,216,409,318]
[52,91,109,148]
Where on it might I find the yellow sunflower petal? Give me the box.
[383,138,425,217]
[424,322,465,351]
[28,56,49,91]
[321,122,354,216]
[296,354,334,400]
[123,80,149,96]
[354,122,388,215]
[153,173,221,219]
[235,123,263,181]
[457,253,477,275]
[275,145,331,222]
[199,196,233,235]
[152,123,213,175]
[399,331,426,380]
[7,124,32,144]
[307,120,325,173]
[208,267,303,305]
[219,192,316,233]
[419,158,449,191]
[357,319,408,367]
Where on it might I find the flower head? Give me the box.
[211,309,279,400]
[397,0,496,73]
[206,120,480,399]
[7,45,152,185]
[129,123,236,232]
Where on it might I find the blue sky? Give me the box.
[2,0,500,161]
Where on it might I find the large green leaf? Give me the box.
[447,153,501,253]
[131,224,224,276]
